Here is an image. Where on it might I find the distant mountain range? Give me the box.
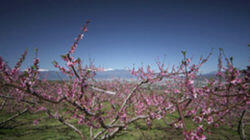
[38,69,217,80]
[38,69,135,80]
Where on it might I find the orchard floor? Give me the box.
[0,112,249,140]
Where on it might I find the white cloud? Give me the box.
[38,68,49,72]
[104,68,113,71]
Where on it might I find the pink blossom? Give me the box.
[67,61,73,67]
[33,120,39,125]
[186,109,197,116]
[36,106,47,112]
[54,112,59,119]
[78,117,84,124]
[121,113,127,122]
[186,58,191,64]
[174,121,183,128]
[246,100,250,105]
[214,123,219,128]
[230,79,241,85]
[188,80,194,85]
[206,116,214,124]
[83,27,88,32]
[200,134,206,140]
[216,71,223,77]
[174,89,180,94]
[193,116,203,123]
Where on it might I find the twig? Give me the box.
[0,95,36,105]
[0,108,28,127]
[100,115,149,140]
[46,110,85,140]
[237,110,246,140]
[0,99,6,110]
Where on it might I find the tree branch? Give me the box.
[0,108,28,127]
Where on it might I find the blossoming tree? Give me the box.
[0,21,249,140]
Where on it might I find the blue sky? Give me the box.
[0,0,249,73]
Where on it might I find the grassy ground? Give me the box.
[0,111,249,140]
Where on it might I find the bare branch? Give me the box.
[0,108,28,127]
[0,95,36,105]
[46,110,85,140]
[99,115,149,140]
[91,86,116,95]
[0,99,6,110]
[2,83,66,104]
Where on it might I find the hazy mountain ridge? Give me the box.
[38,70,217,80]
